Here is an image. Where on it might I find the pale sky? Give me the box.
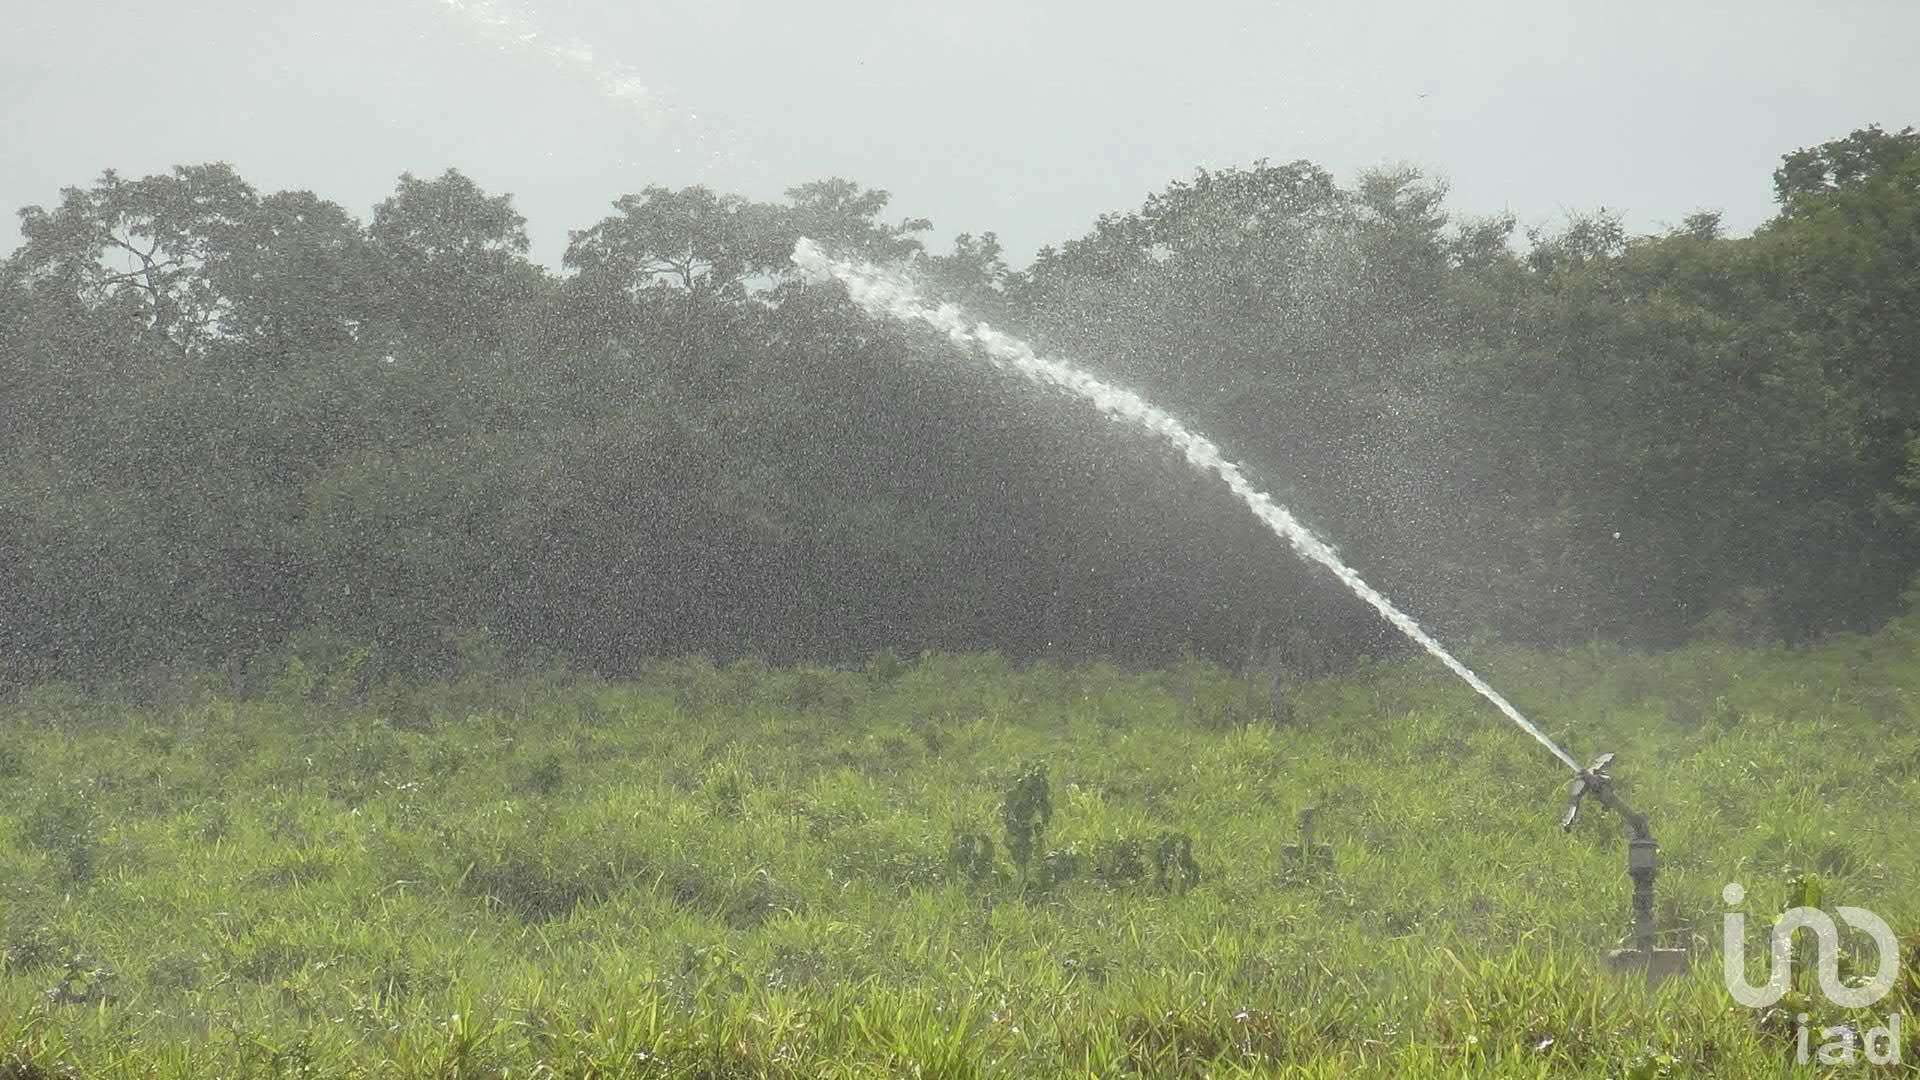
[4,0,1917,268]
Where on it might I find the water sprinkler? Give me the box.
[1560,752,1688,982]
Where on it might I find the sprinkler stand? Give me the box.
[1561,753,1688,983]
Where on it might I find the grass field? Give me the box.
[4,627,1919,1077]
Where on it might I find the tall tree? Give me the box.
[367,169,538,345]
[214,189,373,358]
[12,164,259,348]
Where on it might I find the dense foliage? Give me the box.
[4,126,1918,681]
[4,633,1917,1076]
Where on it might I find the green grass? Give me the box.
[3,628,1919,1077]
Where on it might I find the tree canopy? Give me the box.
[4,127,1918,684]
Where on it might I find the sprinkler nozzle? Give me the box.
[1559,751,1616,832]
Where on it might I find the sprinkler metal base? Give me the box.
[1604,946,1690,984]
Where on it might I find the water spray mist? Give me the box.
[792,237,1581,774]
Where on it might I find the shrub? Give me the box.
[1001,762,1052,881]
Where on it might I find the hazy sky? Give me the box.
[5,0,1917,268]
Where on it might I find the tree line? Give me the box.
[2,125,1916,684]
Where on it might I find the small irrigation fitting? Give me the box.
[1562,752,1688,983]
